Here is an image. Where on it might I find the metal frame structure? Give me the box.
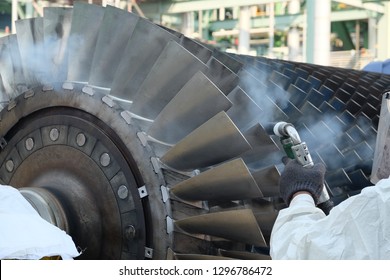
[5,1,390,70]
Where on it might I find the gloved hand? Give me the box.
[279,158,326,206]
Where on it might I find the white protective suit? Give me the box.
[0,185,80,259]
[270,177,390,259]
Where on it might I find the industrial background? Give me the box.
[0,0,390,259]
[2,0,390,68]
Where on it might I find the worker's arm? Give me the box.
[270,193,326,259]
[270,175,390,259]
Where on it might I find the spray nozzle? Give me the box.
[273,122,301,145]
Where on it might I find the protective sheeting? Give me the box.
[363,59,390,74]
[270,177,390,259]
[0,185,80,260]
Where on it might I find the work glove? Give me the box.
[279,158,326,206]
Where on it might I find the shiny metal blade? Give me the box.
[0,35,25,99]
[170,158,263,201]
[0,38,13,99]
[211,49,243,74]
[88,6,138,88]
[67,2,105,82]
[251,166,281,197]
[227,87,263,131]
[205,57,239,95]
[110,18,180,103]
[175,209,266,247]
[148,71,232,144]
[43,7,73,83]
[180,36,212,64]
[218,249,271,260]
[130,40,208,120]
[15,17,44,85]
[160,111,252,171]
[254,211,278,241]
[240,124,280,165]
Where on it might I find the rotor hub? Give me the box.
[0,94,149,259]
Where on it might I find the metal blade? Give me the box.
[175,209,266,247]
[0,38,12,100]
[239,68,289,119]
[147,71,232,144]
[170,158,263,201]
[43,7,73,83]
[253,211,279,241]
[67,2,105,82]
[110,18,180,103]
[211,49,243,74]
[179,36,212,64]
[129,40,208,120]
[205,57,239,95]
[240,123,280,165]
[251,165,281,197]
[160,111,252,171]
[0,35,25,99]
[88,6,139,88]
[227,87,263,131]
[15,17,44,85]
[218,249,271,260]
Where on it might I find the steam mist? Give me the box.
[239,63,382,194]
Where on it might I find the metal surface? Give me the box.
[15,17,44,85]
[227,87,263,131]
[251,166,281,197]
[129,40,208,120]
[88,6,138,88]
[241,124,280,166]
[43,7,73,83]
[147,71,232,144]
[2,2,390,260]
[0,88,148,259]
[175,209,266,247]
[160,111,252,171]
[218,249,271,260]
[66,2,105,82]
[110,18,180,103]
[170,158,262,201]
[167,248,232,260]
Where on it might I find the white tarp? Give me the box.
[0,185,80,260]
[270,177,390,259]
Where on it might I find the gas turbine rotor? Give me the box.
[0,2,389,259]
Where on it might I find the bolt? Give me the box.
[76,133,86,147]
[125,225,136,240]
[49,128,60,142]
[118,185,129,199]
[100,153,111,167]
[25,137,34,151]
[5,160,14,172]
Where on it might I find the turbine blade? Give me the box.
[160,111,252,171]
[170,158,263,201]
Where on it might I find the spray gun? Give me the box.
[272,122,334,215]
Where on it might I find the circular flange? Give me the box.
[0,85,170,259]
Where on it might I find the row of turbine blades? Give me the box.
[0,2,389,259]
